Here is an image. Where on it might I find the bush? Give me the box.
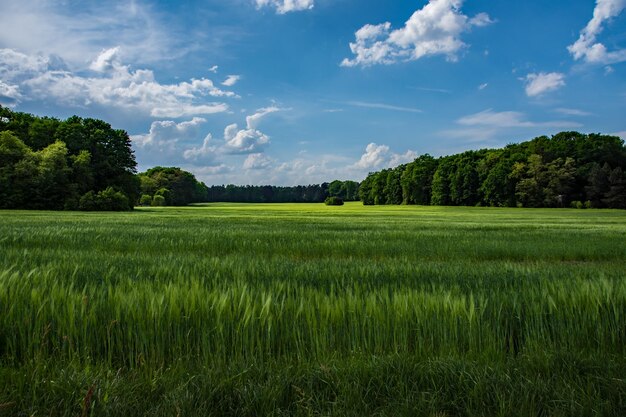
[78,187,131,211]
[139,194,153,206]
[325,196,344,206]
[151,195,166,207]
[155,188,171,205]
[570,201,584,209]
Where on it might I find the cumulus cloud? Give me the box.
[183,135,217,162]
[132,117,207,151]
[352,143,417,170]
[524,72,566,97]
[255,0,314,14]
[0,49,60,81]
[219,106,284,154]
[223,124,270,154]
[243,153,274,170]
[0,81,22,105]
[222,75,241,87]
[568,0,626,64]
[89,47,123,72]
[0,48,235,118]
[341,0,493,67]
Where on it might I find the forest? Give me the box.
[205,180,360,203]
[359,132,626,209]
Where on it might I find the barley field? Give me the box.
[1,203,625,416]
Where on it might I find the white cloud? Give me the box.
[1,48,235,118]
[0,0,187,67]
[222,75,241,87]
[246,106,281,129]
[208,65,219,73]
[132,117,207,150]
[183,135,217,162]
[341,0,493,67]
[255,0,314,14]
[89,47,122,72]
[442,109,584,143]
[0,49,58,80]
[352,143,417,170]
[524,72,566,97]
[243,153,274,170]
[568,0,626,64]
[478,83,488,90]
[555,108,592,116]
[223,124,270,154]
[0,80,22,105]
[346,101,422,113]
[458,109,580,129]
[390,150,420,167]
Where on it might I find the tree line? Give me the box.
[359,132,626,209]
[0,107,360,210]
[2,106,625,210]
[205,180,359,203]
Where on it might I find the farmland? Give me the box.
[1,203,626,416]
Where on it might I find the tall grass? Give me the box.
[1,203,625,415]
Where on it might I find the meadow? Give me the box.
[1,203,625,416]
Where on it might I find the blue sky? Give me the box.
[1,0,625,185]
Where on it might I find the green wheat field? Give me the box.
[1,203,626,416]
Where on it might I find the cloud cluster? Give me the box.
[0,48,235,118]
[255,0,314,14]
[568,0,626,64]
[523,72,566,97]
[0,80,22,106]
[132,107,282,171]
[352,143,417,170]
[341,0,493,67]
[243,153,274,170]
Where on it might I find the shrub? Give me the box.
[152,195,166,207]
[78,187,131,211]
[570,201,584,209]
[155,188,171,205]
[139,194,153,206]
[325,196,344,206]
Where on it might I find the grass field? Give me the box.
[1,203,626,416]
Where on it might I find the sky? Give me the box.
[1,0,625,186]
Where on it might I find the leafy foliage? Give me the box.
[0,106,137,210]
[324,196,344,206]
[362,132,626,208]
[205,181,359,203]
[138,167,208,206]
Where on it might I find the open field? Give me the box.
[1,203,626,416]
